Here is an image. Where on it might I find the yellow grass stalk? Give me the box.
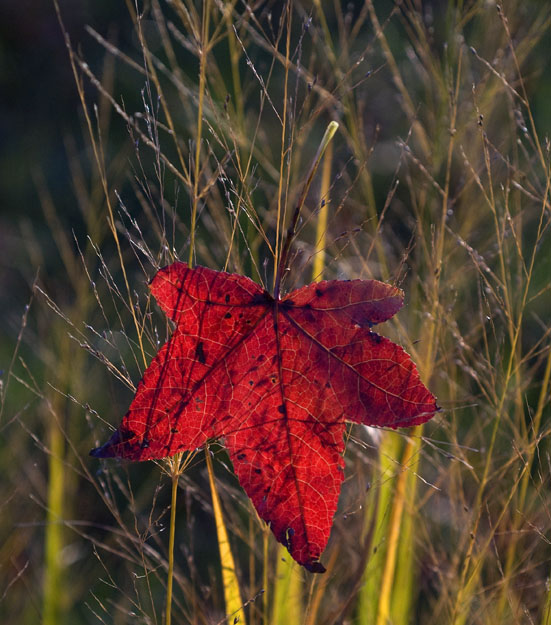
[206,447,246,625]
[43,415,64,625]
[312,134,333,282]
[357,431,403,624]
[271,551,303,625]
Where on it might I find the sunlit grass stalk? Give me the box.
[271,553,303,625]
[262,528,269,622]
[312,138,333,281]
[542,579,551,625]
[189,0,210,267]
[165,453,182,625]
[375,433,419,625]
[206,446,246,625]
[389,432,421,624]
[357,432,402,624]
[43,415,64,625]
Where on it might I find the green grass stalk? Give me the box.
[357,431,402,624]
[271,549,303,625]
[389,434,421,625]
[189,0,211,267]
[165,453,183,625]
[43,417,64,625]
[542,580,551,625]
[375,434,418,625]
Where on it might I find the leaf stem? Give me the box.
[274,121,339,299]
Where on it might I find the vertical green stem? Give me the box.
[166,454,182,625]
[542,575,551,625]
[312,139,333,281]
[43,417,65,625]
[375,435,417,625]
[189,0,210,267]
[357,432,402,624]
[263,529,269,624]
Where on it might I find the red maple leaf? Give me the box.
[91,262,438,572]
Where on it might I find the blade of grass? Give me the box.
[357,431,403,624]
[189,0,211,266]
[43,411,64,625]
[375,432,419,625]
[206,446,246,625]
[271,549,303,625]
[165,453,182,625]
[542,578,551,625]
[389,433,421,624]
[311,135,333,282]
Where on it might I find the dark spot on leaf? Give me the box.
[141,439,150,449]
[195,341,206,364]
[225,294,230,303]
[224,312,232,319]
[170,428,178,434]
[315,288,323,297]
[278,404,286,415]
[237,453,246,460]
[249,380,254,386]
[325,382,331,388]
[254,468,262,474]
[271,376,277,383]
[257,354,265,362]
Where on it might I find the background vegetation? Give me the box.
[1,1,550,624]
